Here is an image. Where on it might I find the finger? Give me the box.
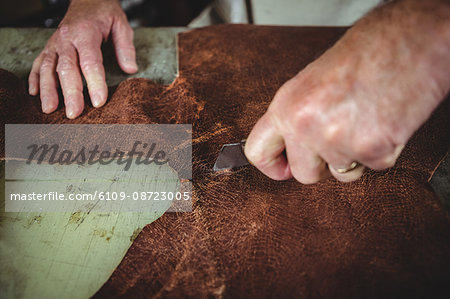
[320,147,365,182]
[29,53,44,96]
[361,144,405,170]
[285,138,328,184]
[112,19,138,74]
[245,113,292,180]
[327,143,404,182]
[56,45,84,119]
[328,163,365,183]
[39,51,59,114]
[344,131,403,170]
[77,40,108,108]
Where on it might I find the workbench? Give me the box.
[0,27,449,299]
[0,27,188,299]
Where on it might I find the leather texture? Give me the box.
[1,24,450,298]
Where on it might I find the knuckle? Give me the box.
[75,22,91,31]
[81,62,102,73]
[353,144,375,160]
[40,81,54,92]
[353,136,381,159]
[117,10,130,24]
[105,14,115,25]
[322,121,344,145]
[80,57,102,72]
[29,70,39,78]
[59,22,101,44]
[56,56,76,73]
[290,104,314,131]
[69,21,92,34]
[30,67,39,76]
[273,82,293,103]
[66,87,83,97]
[40,60,54,72]
[42,48,53,56]
[57,25,71,39]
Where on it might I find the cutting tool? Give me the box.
[213,140,250,171]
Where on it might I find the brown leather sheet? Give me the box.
[1,25,450,298]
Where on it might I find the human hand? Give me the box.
[245,0,450,183]
[28,0,137,119]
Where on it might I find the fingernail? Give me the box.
[130,63,138,72]
[41,100,50,113]
[29,86,36,95]
[66,102,76,119]
[92,93,103,108]
[392,144,405,160]
[126,58,138,72]
[385,144,405,166]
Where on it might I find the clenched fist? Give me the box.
[28,0,137,119]
[245,0,450,183]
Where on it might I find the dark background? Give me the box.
[0,0,212,28]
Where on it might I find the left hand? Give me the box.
[28,0,137,119]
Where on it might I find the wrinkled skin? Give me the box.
[245,0,450,183]
[28,0,137,119]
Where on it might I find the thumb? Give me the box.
[245,113,292,180]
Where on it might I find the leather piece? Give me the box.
[1,24,450,298]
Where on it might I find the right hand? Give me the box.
[244,0,450,184]
[28,0,138,119]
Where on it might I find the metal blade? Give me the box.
[213,140,249,172]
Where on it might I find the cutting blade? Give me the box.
[213,140,249,172]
